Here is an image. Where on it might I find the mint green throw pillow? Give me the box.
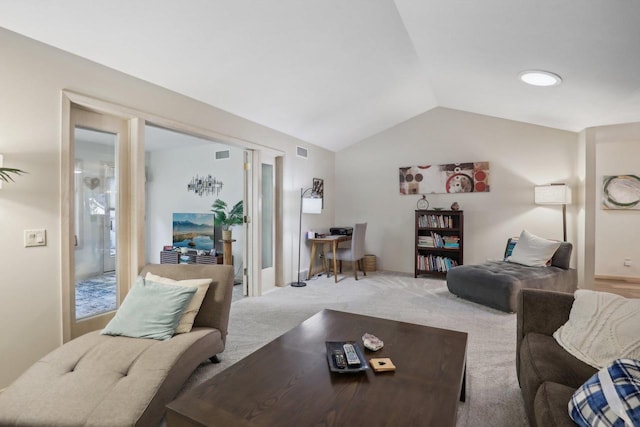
[101,276,197,340]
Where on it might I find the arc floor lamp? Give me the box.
[290,187,322,287]
[534,183,572,241]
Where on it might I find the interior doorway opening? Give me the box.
[143,124,246,295]
[63,92,286,340]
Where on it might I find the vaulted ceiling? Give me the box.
[1,1,639,151]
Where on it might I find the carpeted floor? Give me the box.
[173,271,529,426]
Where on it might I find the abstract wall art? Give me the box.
[187,174,223,197]
[399,162,490,195]
[602,175,640,210]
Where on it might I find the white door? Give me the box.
[243,149,281,296]
[242,150,252,296]
[65,107,131,340]
[260,154,276,291]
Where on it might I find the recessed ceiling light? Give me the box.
[519,70,562,87]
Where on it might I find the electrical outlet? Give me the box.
[24,229,46,247]
[624,258,631,267]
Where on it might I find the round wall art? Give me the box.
[602,175,640,210]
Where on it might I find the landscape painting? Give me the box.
[399,162,490,195]
[172,213,215,250]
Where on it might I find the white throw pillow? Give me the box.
[506,229,560,267]
[145,272,211,334]
[554,290,640,369]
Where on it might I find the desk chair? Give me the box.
[325,222,367,280]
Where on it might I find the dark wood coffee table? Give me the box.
[166,309,467,427]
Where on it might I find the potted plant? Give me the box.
[211,199,243,240]
[0,167,26,183]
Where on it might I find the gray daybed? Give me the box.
[0,264,234,427]
[446,241,577,312]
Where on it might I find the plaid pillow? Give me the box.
[569,358,640,426]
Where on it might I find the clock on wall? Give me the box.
[416,195,429,210]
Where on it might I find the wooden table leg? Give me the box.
[307,241,317,280]
[460,363,466,402]
[333,241,339,283]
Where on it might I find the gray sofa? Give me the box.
[517,289,595,426]
[446,241,577,312]
[0,264,234,427]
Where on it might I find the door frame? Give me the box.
[63,106,132,340]
[62,91,285,341]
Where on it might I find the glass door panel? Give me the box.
[261,163,274,269]
[74,128,118,320]
[260,154,276,291]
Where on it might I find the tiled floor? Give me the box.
[75,272,117,319]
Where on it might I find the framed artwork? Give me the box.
[172,213,215,250]
[399,162,490,194]
[602,175,640,210]
[312,177,324,206]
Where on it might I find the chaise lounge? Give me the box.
[0,264,234,427]
[446,233,577,312]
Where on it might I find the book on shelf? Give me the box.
[418,214,455,229]
[417,235,435,248]
[442,235,460,249]
[416,254,459,272]
[425,232,460,249]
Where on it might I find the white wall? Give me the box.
[0,28,334,388]
[593,123,640,278]
[335,107,579,273]
[145,135,244,276]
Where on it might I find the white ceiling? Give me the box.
[2,1,640,151]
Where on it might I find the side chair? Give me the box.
[325,222,368,280]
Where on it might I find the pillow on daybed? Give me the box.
[506,229,560,267]
[101,276,197,340]
[145,272,211,334]
[569,358,640,426]
[553,290,640,369]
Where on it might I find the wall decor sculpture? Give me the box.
[187,174,223,197]
[602,175,640,210]
[399,162,490,194]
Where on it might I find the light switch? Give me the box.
[24,229,46,247]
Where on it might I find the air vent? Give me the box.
[215,150,230,160]
[296,146,308,159]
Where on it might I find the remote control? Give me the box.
[334,350,347,369]
[343,343,361,365]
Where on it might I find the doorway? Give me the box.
[62,93,285,343]
[143,124,247,293]
[63,106,132,340]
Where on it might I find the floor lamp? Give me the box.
[290,188,322,287]
[534,183,572,241]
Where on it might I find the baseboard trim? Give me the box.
[594,275,640,284]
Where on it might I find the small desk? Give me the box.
[307,235,352,283]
